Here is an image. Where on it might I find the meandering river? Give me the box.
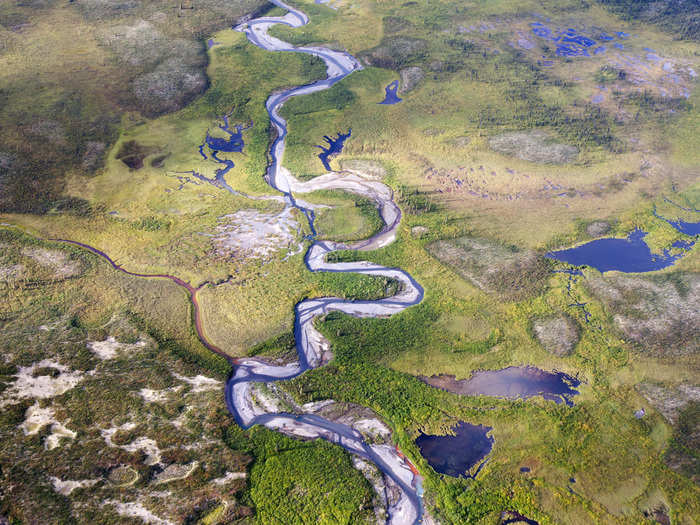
[49,2,425,521]
[227,2,425,523]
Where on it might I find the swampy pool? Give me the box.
[421,366,581,406]
[653,209,700,236]
[415,421,494,478]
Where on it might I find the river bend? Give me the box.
[227,1,424,523]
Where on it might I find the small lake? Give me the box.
[204,116,246,153]
[546,228,695,273]
[421,366,580,406]
[415,421,493,478]
[653,209,700,236]
[379,80,402,105]
[316,129,351,171]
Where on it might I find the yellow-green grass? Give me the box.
[269,0,383,55]
[2,28,329,284]
[669,89,700,168]
[196,249,394,355]
[301,189,383,241]
[270,0,699,255]
[283,197,698,522]
[280,59,697,247]
[0,227,221,374]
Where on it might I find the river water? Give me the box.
[224,2,425,523]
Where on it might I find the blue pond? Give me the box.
[653,208,700,236]
[530,21,630,58]
[177,116,249,192]
[379,80,402,105]
[197,116,249,182]
[204,116,245,153]
[547,228,695,273]
[415,421,493,478]
[316,129,351,171]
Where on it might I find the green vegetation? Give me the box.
[0,0,268,213]
[0,230,377,524]
[666,402,700,482]
[249,439,375,524]
[597,0,700,40]
[1,0,699,522]
[305,189,383,241]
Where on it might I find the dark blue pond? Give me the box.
[316,129,351,171]
[204,115,246,153]
[546,228,695,273]
[465,366,579,406]
[176,117,249,192]
[415,421,493,478]
[379,80,402,105]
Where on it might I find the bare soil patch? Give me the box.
[532,315,579,356]
[586,272,699,356]
[427,236,551,301]
[489,130,578,164]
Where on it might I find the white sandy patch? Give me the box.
[0,263,24,281]
[88,336,147,360]
[170,406,191,429]
[104,500,174,525]
[264,416,335,440]
[139,386,181,403]
[45,422,77,450]
[211,471,247,485]
[2,359,84,406]
[50,477,99,496]
[172,373,221,393]
[20,404,56,435]
[152,461,198,485]
[301,399,335,412]
[101,424,161,466]
[212,208,301,259]
[148,491,172,498]
[20,403,77,449]
[21,247,81,278]
[101,422,136,446]
[353,418,391,441]
[123,437,162,466]
[181,438,219,451]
